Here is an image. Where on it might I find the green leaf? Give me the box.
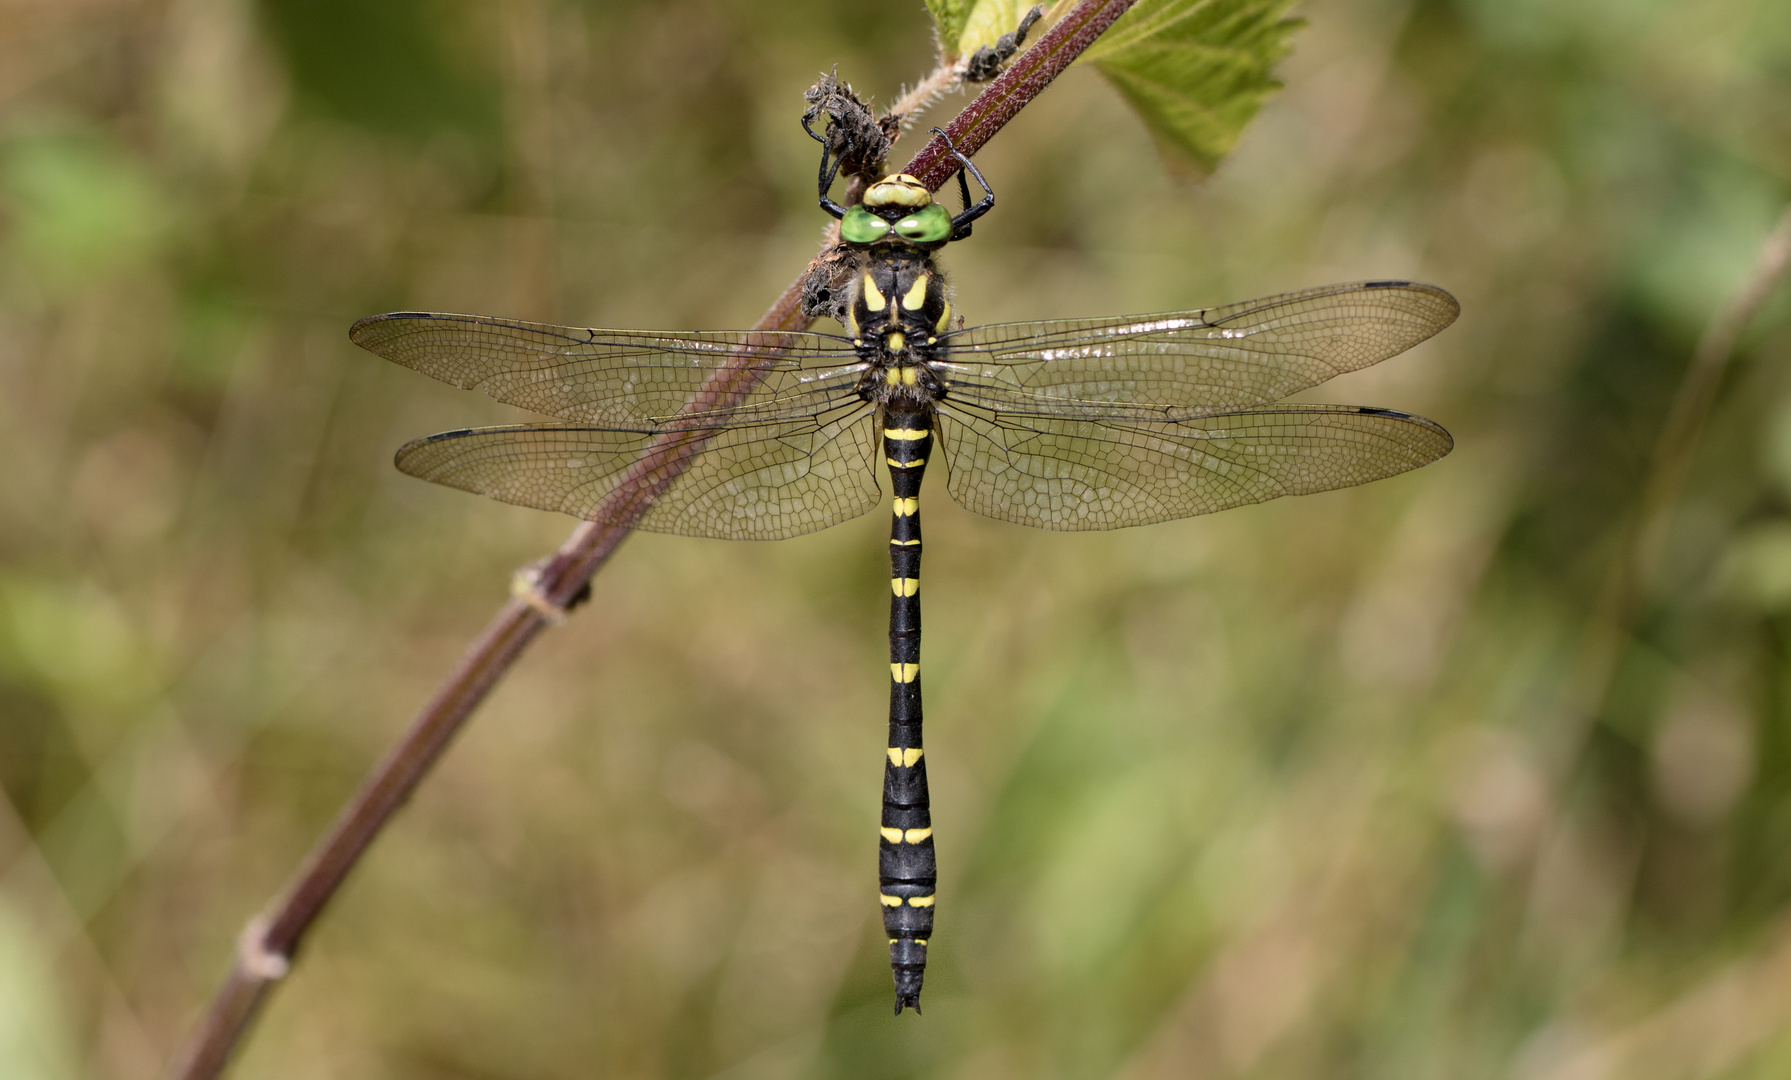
[957,1,1038,57]
[927,0,1037,58]
[923,0,973,52]
[1083,0,1303,175]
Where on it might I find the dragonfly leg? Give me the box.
[928,127,994,239]
[804,115,849,220]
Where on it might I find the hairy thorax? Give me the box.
[848,247,954,408]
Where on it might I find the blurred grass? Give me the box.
[1,0,1790,1078]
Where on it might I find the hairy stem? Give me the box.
[167,2,1136,1076]
[906,0,1135,187]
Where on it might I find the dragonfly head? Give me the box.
[864,173,931,209]
[840,174,954,248]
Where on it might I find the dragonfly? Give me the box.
[351,124,1458,1015]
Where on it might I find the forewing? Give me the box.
[352,312,866,425]
[395,404,882,540]
[934,281,1458,415]
[936,401,1452,531]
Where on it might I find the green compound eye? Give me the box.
[894,203,952,243]
[841,207,891,244]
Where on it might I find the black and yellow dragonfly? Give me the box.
[351,128,1457,1014]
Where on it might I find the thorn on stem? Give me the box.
[238,916,291,982]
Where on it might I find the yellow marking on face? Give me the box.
[862,274,887,312]
[881,827,903,843]
[891,662,920,683]
[890,538,921,546]
[902,275,929,312]
[903,747,923,767]
[892,577,919,597]
[903,827,932,843]
[908,895,935,908]
[887,330,906,352]
[880,894,903,907]
[936,299,951,333]
[885,428,928,441]
[863,174,931,209]
[901,366,920,387]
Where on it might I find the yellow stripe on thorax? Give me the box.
[862,273,886,312]
[901,275,929,311]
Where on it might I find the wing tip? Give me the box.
[350,311,500,348]
[349,312,438,352]
[1361,279,1462,328]
[1353,405,1454,459]
[394,427,478,467]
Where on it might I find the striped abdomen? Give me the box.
[880,404,935,1013]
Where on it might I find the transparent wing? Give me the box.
[394,403,882,540]
[933,281,1458,416]
[351,312,867,425]
[935,400,1453,531]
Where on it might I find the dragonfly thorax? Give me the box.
[846,248,952,406]
[844,250,952,347]
[862,357,943,407]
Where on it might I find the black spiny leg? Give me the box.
[880,406,936,1014]
[803,114,849,220]
[928,128,994,240]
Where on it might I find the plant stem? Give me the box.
[166,2,1136,1076]
[907,0,1135,187]
[1543,202,1791,781]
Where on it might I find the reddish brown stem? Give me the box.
[167,3,1136,1076]
[905,0,1137,187]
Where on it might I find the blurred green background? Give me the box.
[2,0,1790,1077]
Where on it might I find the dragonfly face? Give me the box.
[351,120,1459,1017]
